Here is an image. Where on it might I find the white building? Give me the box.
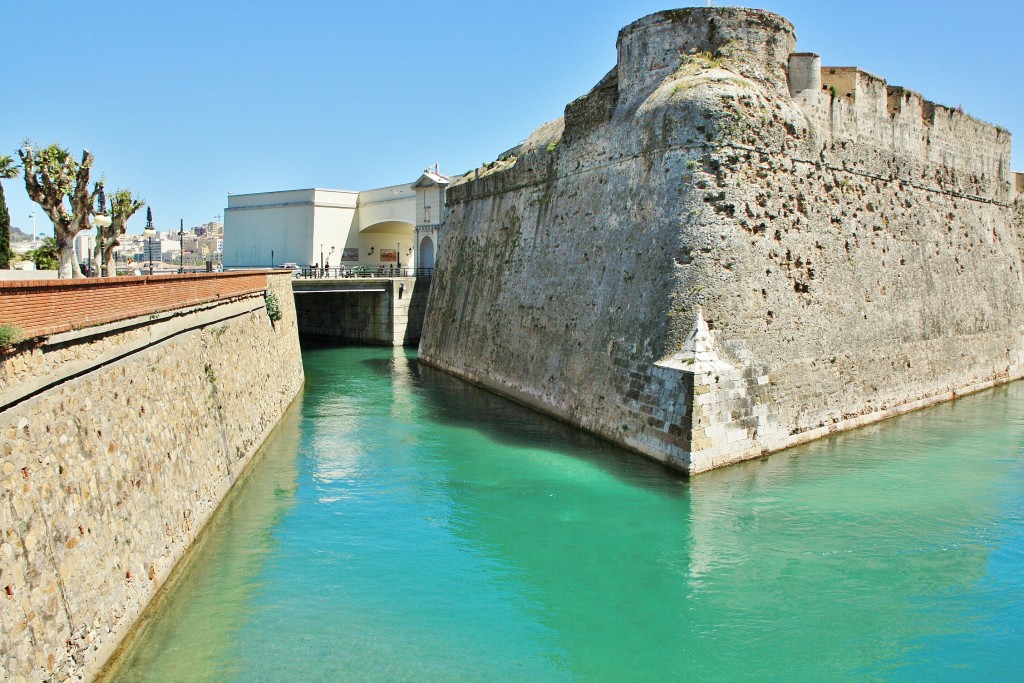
[412,169,448,269]
[222,168,450,270]
[137,237,167,264]
[74,232,95,265]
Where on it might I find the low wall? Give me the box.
[0,271,59,282]
[0,272,304,681]
[1,271,269,338]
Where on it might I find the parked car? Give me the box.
[351,265,376,277]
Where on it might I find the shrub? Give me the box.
[265,292,282,323]
[0,324,25,349]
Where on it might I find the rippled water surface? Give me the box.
[102,345,1024,681]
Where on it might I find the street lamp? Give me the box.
[93,188,112,276]
[178,219,185,273]
[396,242,401,271]
[143,207,155,276]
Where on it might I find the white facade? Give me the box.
[223,189,356,268]
[411,170,450,270]
[74,232,95,264]
[223,169,452,270]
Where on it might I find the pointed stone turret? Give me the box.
[660,310,734,374]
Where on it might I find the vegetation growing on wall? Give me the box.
[265,291,282,323]
[0,323,25,349]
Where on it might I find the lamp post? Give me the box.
[328,246,335,276]
[143,207,155,276]
[178,219,185,273]
[396,242,401,271]
[93,188,112,276]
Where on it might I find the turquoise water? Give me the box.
[102,345,1024,681]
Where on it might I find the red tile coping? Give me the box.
[0,270,280,339]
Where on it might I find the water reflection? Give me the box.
[412,369,1024,680]
[101,345,1024,682]
[99,393,305,682]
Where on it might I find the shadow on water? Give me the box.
[356,348,1024,680]
[412,359,689,492]
[403,354,1024,680]
[305,340,689,495]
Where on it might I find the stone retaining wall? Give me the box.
[0,272,304,681]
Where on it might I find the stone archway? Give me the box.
[420,236,435,269]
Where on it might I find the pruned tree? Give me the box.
[19,143,100,278]
[92,186,144,277]
[0,155,18,269]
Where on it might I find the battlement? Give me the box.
[790,58,1013,199]
[606,7,1015,199]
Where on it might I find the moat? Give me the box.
[102,345,1024,681]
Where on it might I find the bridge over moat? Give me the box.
[292,273,431,346]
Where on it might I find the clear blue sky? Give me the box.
[4,1,1022,236]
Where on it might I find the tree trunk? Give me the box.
[56,230,76,279]
[92,241,103,277]
[99,234,119,276]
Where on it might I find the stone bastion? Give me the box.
[419,7,1024,474]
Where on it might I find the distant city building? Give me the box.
[222,168,450,270]
[140,237,162,264]
[200,236,223,256]
[181,234,201,254]
[74,232,95,265]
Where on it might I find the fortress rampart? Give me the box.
[420,8,1024,474]
[0,272,304,681]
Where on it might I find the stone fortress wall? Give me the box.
[0,272,304,681]
[419,8,1024,474]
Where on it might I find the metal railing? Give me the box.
[293,266,433,279]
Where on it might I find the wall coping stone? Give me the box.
[1,295,264,414]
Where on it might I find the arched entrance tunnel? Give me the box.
[419,235,436,269]
[292,276,430,346]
